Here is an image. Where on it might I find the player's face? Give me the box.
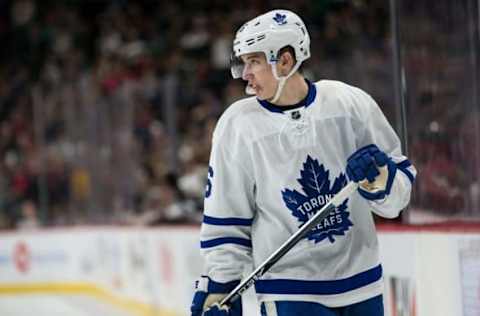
[240,53,277,100]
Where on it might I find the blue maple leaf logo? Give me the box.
[281,155,353,243]
[273,13,287,25]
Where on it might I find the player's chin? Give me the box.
[255,90,272,101]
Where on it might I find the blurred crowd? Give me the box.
[400,0,480,219]
[0,0,478,229]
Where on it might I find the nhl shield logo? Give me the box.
[281,155,353,243]
[290,110,301,120]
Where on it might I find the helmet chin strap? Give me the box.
[244,60,303,100]
[270,61,302,104]
[270,75,288,104]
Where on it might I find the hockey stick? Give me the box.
[220,181,359,307]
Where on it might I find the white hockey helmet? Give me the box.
[230,9,311,80]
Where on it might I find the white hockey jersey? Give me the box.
[200,80,416,307]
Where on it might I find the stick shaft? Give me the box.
[220,181,358,306]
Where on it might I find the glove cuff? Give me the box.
[358,159,397,201]
[196,276,241,294]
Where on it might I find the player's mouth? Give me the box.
[248,82,260,93]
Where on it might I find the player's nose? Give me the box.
[242,65,252,81]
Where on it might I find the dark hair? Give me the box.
[277,46,296,63]
[277,46,303,72]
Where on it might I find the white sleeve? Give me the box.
[200,122,256,283]
[352,87,417,218]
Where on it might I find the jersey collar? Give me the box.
[256,79,317,114]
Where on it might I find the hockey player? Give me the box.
[191,9,416,316]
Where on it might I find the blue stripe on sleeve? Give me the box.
[254,264,382,295]
[396,160,411,169]
[200,237,252,249]
[396,160,415,184]
[203,215,253,226]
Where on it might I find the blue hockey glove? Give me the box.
[346,144,397,201]
[203,304,232,316]
[190,276,242,316]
